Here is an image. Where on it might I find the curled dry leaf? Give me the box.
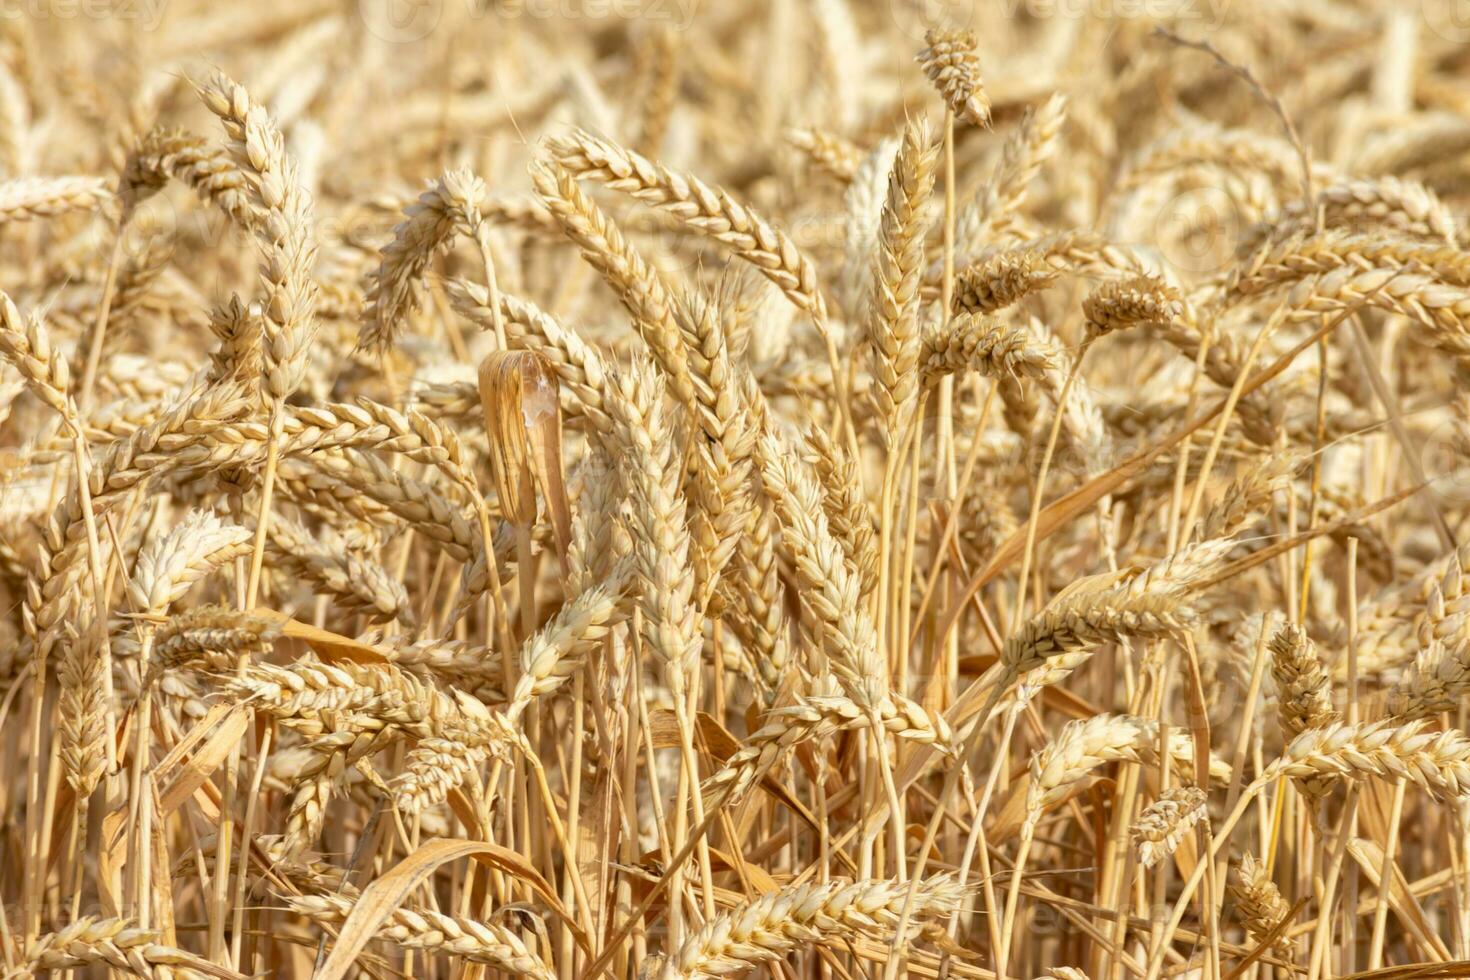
[479,348,571,564]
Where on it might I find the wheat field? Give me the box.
[4,2,1470,979]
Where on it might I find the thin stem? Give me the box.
[1014,341,1090,626]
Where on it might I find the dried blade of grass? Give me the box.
[478,349,571,563]
[313,837,589,980]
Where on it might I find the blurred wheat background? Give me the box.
[4,2,1470,979]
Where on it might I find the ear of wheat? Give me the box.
[1003,539,1234,679]
[951,249,1059,315]
[1228,854,1298,960]
[358,167,486,355]
[286,894,555,980]
[1262,720,1470,802]
[1269,623,1339,740]
[915,29,990,128]
[7,916,238,980]
[660,877,964,980]
[1133,785,1209,868]
[865,117,937,441]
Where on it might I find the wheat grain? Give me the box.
[547,128,827,320]
[197,72,318,403]
[263,513,412,626]
[1003,540,1234,679]
[121,126,256,226]
[920,313,1063,387]
[961,92,1067,243]
[705,691,954,800]
[153,605,283,677]
[786,127,864,182]
[506,582,625,722]
[129,509,253,614]
[3,16,1465,980]
[1026,715,1219,822]
[758,430,882,709]
[1082,275,1186,336]
[951,249,1059,315]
